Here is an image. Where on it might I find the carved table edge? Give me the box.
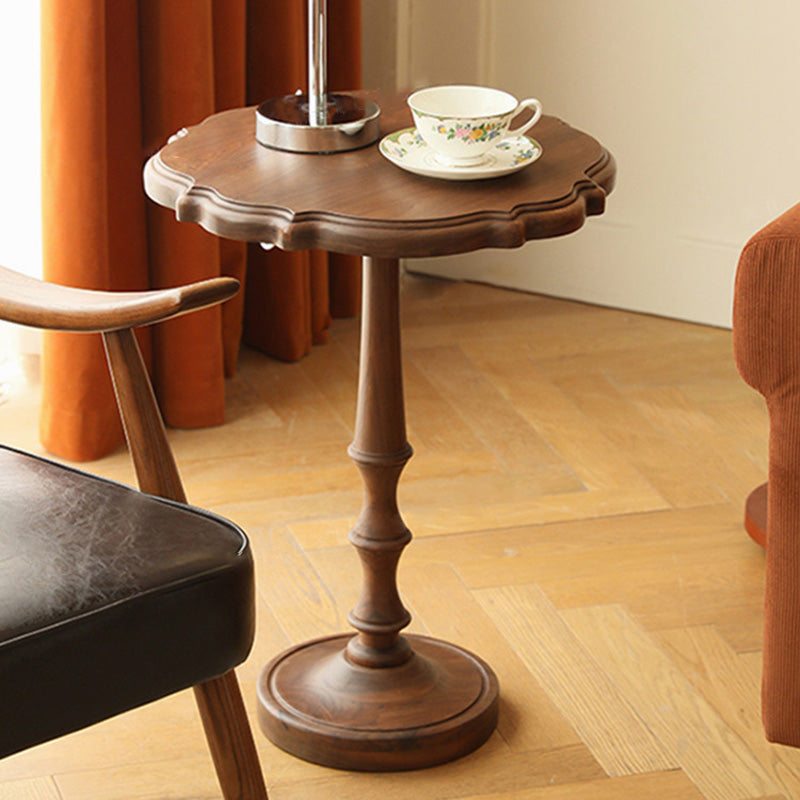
[143,145,616,260]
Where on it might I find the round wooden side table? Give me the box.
[144,93,616,772]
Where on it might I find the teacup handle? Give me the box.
[507,98,542,138]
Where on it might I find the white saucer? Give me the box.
[379,127,542,181]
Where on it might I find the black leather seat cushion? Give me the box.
[0,446,255,758]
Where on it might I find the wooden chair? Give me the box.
[0,265,268,798]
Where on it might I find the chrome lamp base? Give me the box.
[255,92,380,154]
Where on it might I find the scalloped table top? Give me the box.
[144,92,616,259]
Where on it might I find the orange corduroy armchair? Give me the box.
[733,201,800,746]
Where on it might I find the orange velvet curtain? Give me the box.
[40,0,362,462]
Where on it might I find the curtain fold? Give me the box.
[40,0,362,462]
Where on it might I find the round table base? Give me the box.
[257,633,499,771]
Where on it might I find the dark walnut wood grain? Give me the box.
[256,258,499,771]
[144,94,615,259]
[0,265,239,332]
[143,95,616,772]
[258,633,498,772]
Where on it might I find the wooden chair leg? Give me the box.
[194,671,269,800]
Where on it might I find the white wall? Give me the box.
[368,0,800,328]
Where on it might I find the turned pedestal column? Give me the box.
[256,257,498,771]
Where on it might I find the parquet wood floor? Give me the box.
[0,273,787,799]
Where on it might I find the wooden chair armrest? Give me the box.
[0,265,239,332]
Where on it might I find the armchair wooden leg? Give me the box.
[194,671,268,800]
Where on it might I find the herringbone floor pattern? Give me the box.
[0,274,790,799]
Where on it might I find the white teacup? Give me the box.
[407,85,543,167]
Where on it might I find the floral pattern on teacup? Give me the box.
[512,147,537,165]
[383,130,425,158]
[428,119,505,144]
[496,140,539,165]
[382,138,407,159]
